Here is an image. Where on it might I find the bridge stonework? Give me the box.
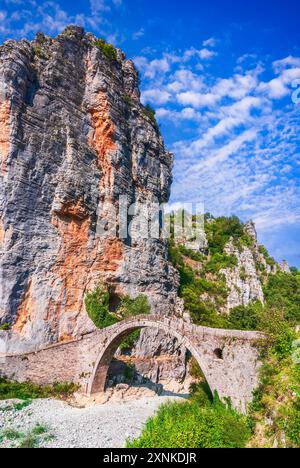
[0,315,263,412]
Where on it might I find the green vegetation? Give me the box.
[178,244,205,262]
[94,38,117,61]
[258,245,276,267]
[124,94,132,107]
[31,424,48,436]
[0,378,78,401]
[249,321,299,447]
[13,400,32,411]
[229,302,262,330]
[0,424,54,448]
[85,284,150,330]
[1,429,24,441]
[85,284,150,350]
[227,271,300,331]
[85,284,118,328]
[166,213,299,448]
[168,239,229,328]
[118,294,151,318]
[0,322,10,330]
[263,271,300,325]
[144,104,156,123]
[203,252,238,273]
[290,266,299,276]
[119,330,140,351]
[126,393,251,448]
[33,46,48,60]
[205,215,253,255]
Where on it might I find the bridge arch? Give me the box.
[87,316,213,396]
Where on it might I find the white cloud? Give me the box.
[90,0,121,14]
[202,37,217,48]
[90,0,110,13]
[135,56,171,79]
[132,28,145,40]
[177,91,219,108]
[273,55,300,73]
[258,57,300,100]
[156,107,201,122]
[0,0,122,42]
[258,78,289,99]
[142,89,171,105]
[198,48,216,59]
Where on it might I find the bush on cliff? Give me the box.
[85,284,150,329]
[144,104,156,123]
[85,284,118,329]
[204,215,253,255]
[94,38,117,61]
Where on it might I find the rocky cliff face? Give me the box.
[0,26,178,354]
[220,222,264,312]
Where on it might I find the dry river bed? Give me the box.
[0,385,187,448]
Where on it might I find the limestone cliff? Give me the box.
[220,222,264,312]
[172,216,291,325]
[0,26,177,354]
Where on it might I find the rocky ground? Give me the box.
[0,387,187,448]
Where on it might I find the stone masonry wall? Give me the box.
[0,315,263,412]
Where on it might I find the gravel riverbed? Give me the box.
[0,394,186,448]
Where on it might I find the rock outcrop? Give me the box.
[221,239,264,312]
[0,26,178,356]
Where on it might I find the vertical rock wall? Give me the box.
[0,26,178,356]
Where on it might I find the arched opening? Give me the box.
[89,326,141,394]
[108,291,122,312]
[88,322,212,399]
[213,348,223,360]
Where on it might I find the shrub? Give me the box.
[144,104,156,123]
[188,357,204,382]
[2,429,24,441]
[285,410,300,447]
[117,295,150,351]
[0,322,10,331]
[126,399,251,448]
[205,216,249,255]
[31,424,48,436]
[119,330,141,352]
[85,284,151,329]
[118,294,151,319]
[189,381,213,406]
[290,266,299,276]
[178,245,205,262]
[33,46,48,60]
[0,378,78,401]
[204,253,238,273]
[94,39,117,61]
[85,284,118,329]
[124,94,132,107]
[229,302,263,331]
[258,245,276,266]
[181,285,229,328]
[263,272,300,325]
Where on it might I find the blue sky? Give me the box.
[1,0,300,267]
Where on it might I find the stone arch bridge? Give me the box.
[0,315,263,411]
